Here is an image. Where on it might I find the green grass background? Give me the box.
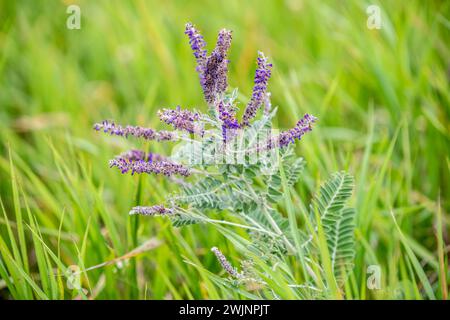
[0,0,448,299]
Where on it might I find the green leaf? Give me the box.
[247,205,289,236]
[311,171,356,285]
[177,177,230,210]
[171,214,203,228]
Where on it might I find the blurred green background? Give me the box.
[0,0,448,299]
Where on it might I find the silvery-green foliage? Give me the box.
[167,108,308,256]
[166,103,357,292]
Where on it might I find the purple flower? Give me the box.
[241,52,273,127]
[264,114,317,150]
[129,205,173,216]
[158,106,204,135]
[109,157,190,177]
[93,120,177,141]
[185,23,232,104]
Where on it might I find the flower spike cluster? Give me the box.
[94,22,317,223]
[185,23,232,104]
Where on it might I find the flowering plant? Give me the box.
[94,23,356,298]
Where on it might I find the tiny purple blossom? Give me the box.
[211,247,242,279]
[242,52,273,127]
[93,120,177,141]
[129,205,173,216]
[158,106,204,135]
[109,158,190,177]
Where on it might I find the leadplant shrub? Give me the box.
[94,23,356,299]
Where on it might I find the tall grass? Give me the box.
[0,0,448,299]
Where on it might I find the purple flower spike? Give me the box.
[213,29,232,94]
[185,23,208,91]
[265,113,317,150]
[93,120,177,141]
[109,158,190,177]
[242,52,273,127]
[201,28,232,104]
[158,106,204,135]
[211,247,242,279]
[129,205,173,216]
[184,23,207,66]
